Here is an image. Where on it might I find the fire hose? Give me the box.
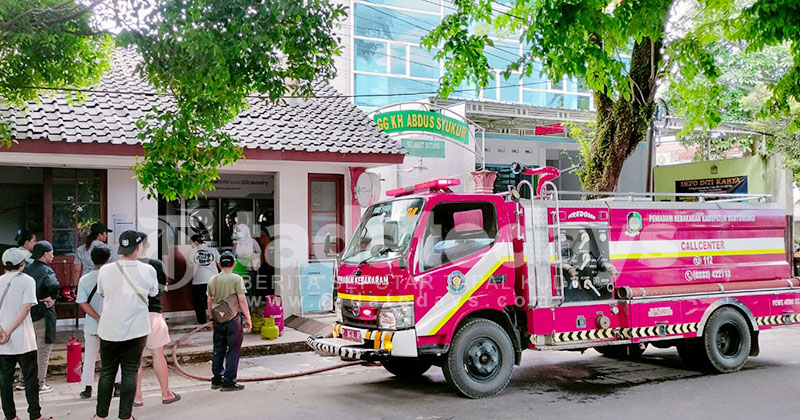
[170,322,362,382]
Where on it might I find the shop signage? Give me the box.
[675,176,748,201]
[401,138,446,158]
[209,174,274,198]
[300,262,335,313]
[374,110,469,144]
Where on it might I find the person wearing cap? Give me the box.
[187,234,220,324]
[0,248,57,420]
[74,222,117,279]
[93,231,158,420]
[207,251,252,391]
[22,241,59,394]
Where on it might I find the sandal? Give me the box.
[162,392,181,404]
[132,401,144,407]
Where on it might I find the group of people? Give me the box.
[0,225,254,420]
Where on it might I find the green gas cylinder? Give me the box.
[261,317,279,340]
[251,314,265,335]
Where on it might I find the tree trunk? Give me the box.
[583,37,663,192]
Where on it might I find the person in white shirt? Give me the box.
[75,244,121,400]
[93,231,158,420]
[187,234,219,324]
[0,247,56,420]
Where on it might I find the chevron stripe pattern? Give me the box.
[756,314,800,326]
[551,323,700,343]
[306,337,373,360]
[552,328,621,343]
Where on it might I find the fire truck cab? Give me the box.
[308,169,799,399]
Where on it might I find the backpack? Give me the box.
[209,275,240,323]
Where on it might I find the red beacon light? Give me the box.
[386,178,461,197]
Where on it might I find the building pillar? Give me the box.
[471,170,498,194]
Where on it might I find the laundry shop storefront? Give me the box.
[0,49,404,321]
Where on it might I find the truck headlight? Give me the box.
[335,298,343,323]
[378,302,414,330]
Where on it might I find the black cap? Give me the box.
[90,222,112,235]
[31,240,54,260]
[190,234,205,244]
[117,230,142,255]
[219,251,236,267]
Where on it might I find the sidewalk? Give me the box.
[45,313,337,377]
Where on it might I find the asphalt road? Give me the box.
[30,326,800,420]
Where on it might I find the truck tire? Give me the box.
[381,358,433,380]
[442,318,514,399]
[701,307,751,373]
[594,343,646,359]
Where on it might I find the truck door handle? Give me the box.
[490,274,506,284]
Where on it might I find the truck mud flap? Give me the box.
[306,336,387,361]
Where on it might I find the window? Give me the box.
[523,90,546,106]
[354,74,437,107]
[390,43,407,75]
[546,93,565,108]
[47,169,104,256]
[355,39,388,73]
[410,46,440,78]
[499,76,520,102]
[523,61,547,89]
[363,0,442,13]
[487,41,519,70]
[354,3,440,44]
[309,174,344,259]
[420,202,497,271]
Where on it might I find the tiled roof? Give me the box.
[1,48,403,156]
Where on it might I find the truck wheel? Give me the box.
[442,318,514,399]
[381,358,433,380]
[594,343,646,359]
[701,307,751,373]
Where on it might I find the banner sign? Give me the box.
[675,176,748,201]
[299,262,335,313]
[401,139,446,158]
[374,110,469,144]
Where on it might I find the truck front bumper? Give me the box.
[306,336,388,361]
[307,323,418,360]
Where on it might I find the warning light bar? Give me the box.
[386,178,461,197]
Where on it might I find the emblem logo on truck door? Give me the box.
[447,271,467,294]
[625,212,643,238]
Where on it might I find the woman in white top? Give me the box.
[232,224,261,302]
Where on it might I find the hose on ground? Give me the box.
[170,322,361,382]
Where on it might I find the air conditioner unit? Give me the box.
[656,155,669,166]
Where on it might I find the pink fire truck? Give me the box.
[307,167,799,399]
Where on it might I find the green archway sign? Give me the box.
[373,110,470,145]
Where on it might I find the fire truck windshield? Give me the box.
[342,198,424,264]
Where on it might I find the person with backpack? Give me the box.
[207,251,252,391]
[93,231,158,420]
[75,244,121,400]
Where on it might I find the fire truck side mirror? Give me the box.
[398,256,408,270]
[324,233,333,257]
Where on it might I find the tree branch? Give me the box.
[1,0,105,31]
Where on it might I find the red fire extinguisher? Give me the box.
[66,336,82,383]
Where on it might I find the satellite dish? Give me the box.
[355,172,381,207]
